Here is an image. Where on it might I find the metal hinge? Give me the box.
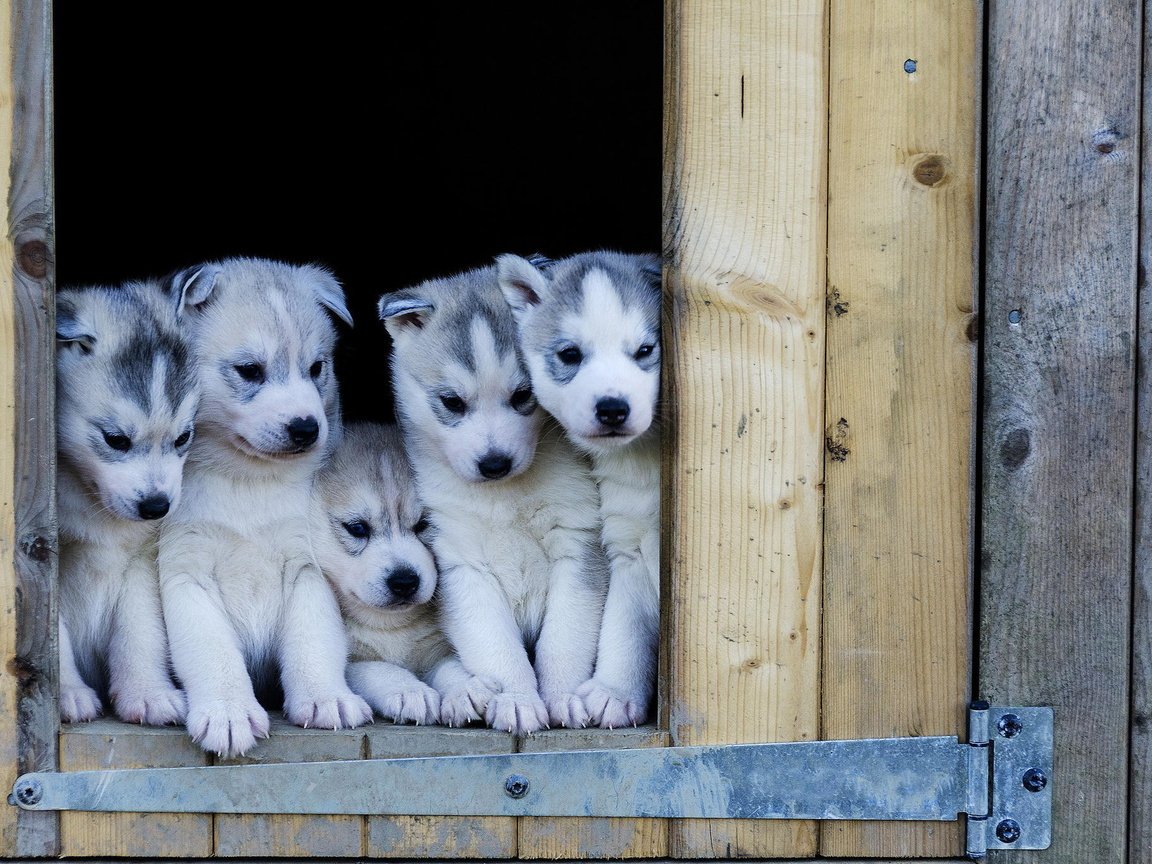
[10,702,1050,859]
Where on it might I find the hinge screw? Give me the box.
[13,778,42,807]
[996,713,1023,738]
[995,818,1022,844]
[504,774,529,799]
[1022,767,1048,792]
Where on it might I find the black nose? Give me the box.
[386,566,420,600]
[596,397,630,428]
[287,416,320,447]
[477,452,513,480]
[138,495,170,520]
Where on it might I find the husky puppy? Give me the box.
[379,264,608,734]
[157,257,372,758]
[55,280,199,725]
[312,420,479,724]
[497,250,662,728]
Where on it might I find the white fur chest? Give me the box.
[592,430,661,587]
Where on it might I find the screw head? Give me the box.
[504,774,529,799]
[1022,767,1048,792]
[995,818,1022,844]
[14,778,42,807]
[996,713,1023,738]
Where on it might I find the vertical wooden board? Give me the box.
[364,726,516,858]
[59,720,212,857]
[823,1,978,857]
[982,1,1137,861]
[214,718,364,858]
[516,727,669,859]
[2,0,58,856]
[663,1,825,857]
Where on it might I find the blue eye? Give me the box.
[343,520,371,539]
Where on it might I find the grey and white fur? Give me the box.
[157,257,372,758]
[498,250,662,728]
[379,263,608,734]
[55,279,199,725]
[312,421,479,724]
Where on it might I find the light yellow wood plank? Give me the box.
[822,1,979,857]
[364,725,516,858]
[214,715,364,857]
[516,726,669,859]
[663,1,826,857]
[59,720,211,857]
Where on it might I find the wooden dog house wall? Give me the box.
[0,2,1143,862]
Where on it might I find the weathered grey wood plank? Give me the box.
[982,2,1138,861]
[2,0,58,856]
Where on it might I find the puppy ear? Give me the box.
[636,253,663,288]
[378,290,434,334]
[164,264,221,319]
[496,253,550,313]
[55,296,96,352]
[307,267,354,328]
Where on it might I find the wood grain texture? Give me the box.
[822,1,979,856]
[663,1,825,857]
[58,720,211,857]
[982,2,1138,861]
[2,0,58,856]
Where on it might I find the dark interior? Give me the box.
[52,5,662,423]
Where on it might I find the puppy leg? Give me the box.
[279,567,372,730]
[58,616,102,722]
[428,656,498,728]
[576,555,659,728]
[439,566,548,734]
[346,660,439,725]
[107,550,186,725]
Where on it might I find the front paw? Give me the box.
[372,683,441,726]
[545,691,591,729]
[284,689,372,731]
[485,690,549,735]
[60,682,103,723]
[440,674,499,728]
[187,697,270,758]
[575,678,650,728]
[113,683,187,726]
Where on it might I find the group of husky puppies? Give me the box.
[55,250,662,758]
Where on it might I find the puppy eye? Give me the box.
[510,387,534,411]
[342,520,371,539]
[235,362,265,383]
[103,431,131,452]
[635,344,655,360]
[412,516,430,534]
[557,346,583,365]
[439,393,467,415]
[309,360,325,379]
[174,430,192,449]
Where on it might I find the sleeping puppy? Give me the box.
[157,257,372,758]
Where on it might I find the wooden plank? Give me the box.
[58,720,211,857]
[214,716,364,858]
[982,2,1138,862]
[1,0,58,856]
[663,1,825,857]
[516,726,669,859]
[364,725,516,859]
[822,1,978,857]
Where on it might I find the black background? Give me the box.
[52,5,662,422]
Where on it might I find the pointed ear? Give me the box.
[164,264,221,319]
[309,267,353,328]
[637,253,663,287]
[55,296,97,352]
[378,290,434,335]
[496,253,550,314]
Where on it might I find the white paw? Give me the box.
[439,674,499,728]
[374,683,441,726]
[545,691,591,729]
[60,682,103,723]
[484,690,549,735]
[284,689,373,731]
[186,697,270,758]
[112,684,187,726]
[575,678,650,728]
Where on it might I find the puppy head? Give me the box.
[378,265,540,483]
[312,422,438,626]
[166,257,351,466]
[56,282,200,521]
[498,250,662,454]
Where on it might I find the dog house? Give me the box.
[0,1,1142,861]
